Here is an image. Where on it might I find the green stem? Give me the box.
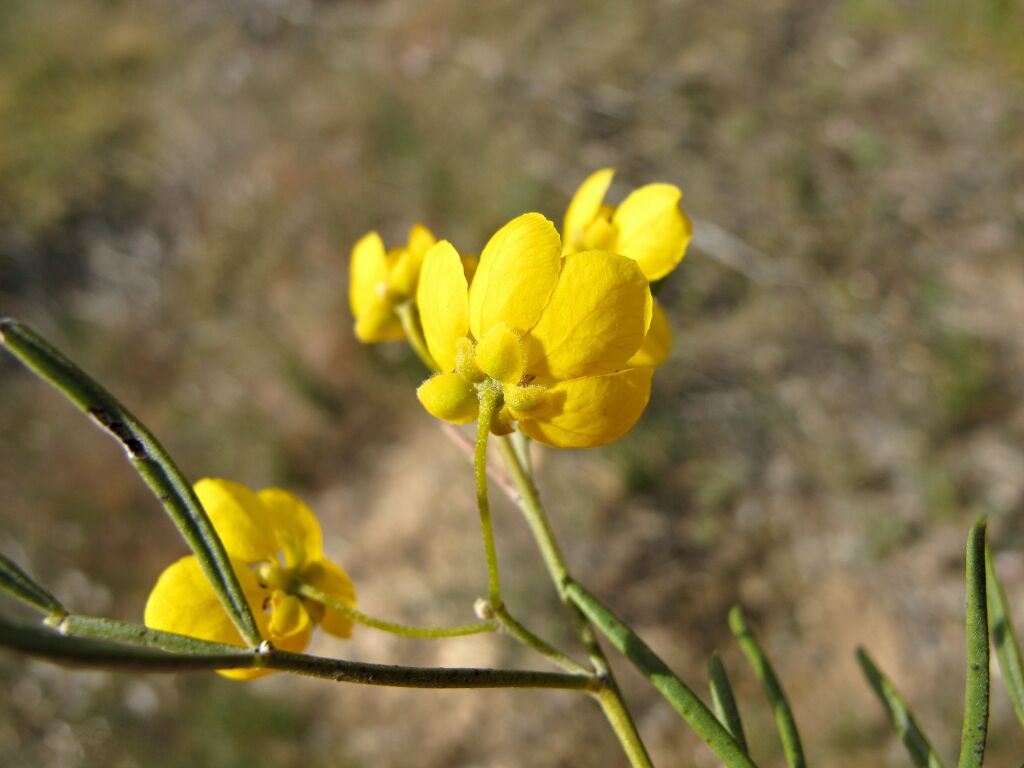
[728,606,803,768]
[597,687,657,768]
[475,384,502,608]
[0,552,66,618]
[495,435,653,768]
[570,582,756,768]
[0,613,599,691]
[297,583,495,639]
[491,603,590,675]
[708,651,749,755]
[985,541,1024,729]
[958,519,989,768]
[495,437,569,597]
[856,647,946,768]
[396,302,439,372]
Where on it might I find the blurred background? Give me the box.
[1,0,1023,765]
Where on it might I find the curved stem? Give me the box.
[475,385,503,608]
[297,583,496,639]
[495,435,653,768]
[491,603,590,675]
[395,302,439,372]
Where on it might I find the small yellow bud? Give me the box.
[504,384,548,414]
[417,373,480,424]
[455,337,486,383]
[475,323,525,386]
[489,405,515,435]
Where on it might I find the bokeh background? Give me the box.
[2,0,1023,765]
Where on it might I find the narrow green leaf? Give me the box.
[0,318,262,647]
[728,606,806,768]
[856,647,946,768]
[0,552,65,617]
[58,614,248,656]
[958,519,989,768]
[565,580,757,768]
[0,614,259,673]
[985,542,1024,729]
[708,651,749,754]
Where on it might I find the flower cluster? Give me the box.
[350,169,692,448]
[145,479,356,679]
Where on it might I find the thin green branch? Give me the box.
[0,613,598,691]
[985,541,1024,729]
[856,647,945,768]
[0,552,65,617]
[58,614,262,656]
[958,519,989,768]
[475,384,503,608]
[491,602,590,675]
[708,651,749,755]
[0,318,262,648]
[568,581,756,768]
[495,435,653,768]
[296,582,495,639]
[728,606,804,768]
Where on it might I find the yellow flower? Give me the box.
[415,213,655,448]
[563,169,693,368]
[349,224,437,343]
[145,479,356,680]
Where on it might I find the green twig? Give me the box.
[958,519,989,768]
[986,541,1024,729]
[0,552,65,617]
[0,613,598,690]
[296,582,495,639]
[491,603,590,675]
[728,606,804,768]
[475,384,503,608]
[568,581,756,768]
[495,436,654,768]
[856,647,945,768]
[0,318,262,648]
[708,651,749,755]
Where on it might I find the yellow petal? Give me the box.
[194,478,277,564]
[563,169,614,253]
[524,250,653,381]
[475,323,525,386]
[144,554,273,680]
[302,558,357,639]
[257,488,324,566]
[349,231,388,320]
[268,591,314,652]
[417,240,469,372]
[468,213,561,340]
[625,300,672,368]
[612,183,691,281]
[518,368,654,448]
[386,249,420,299]
[417,372,479,424]
[354,300,405,343]
[407,224,437,260]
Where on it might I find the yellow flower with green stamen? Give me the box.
[563,169,692,368]
[416,213,655,449]
[145,478,356,680]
